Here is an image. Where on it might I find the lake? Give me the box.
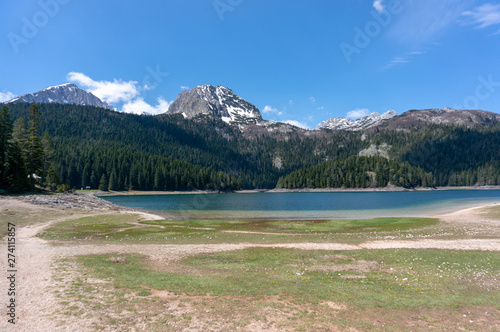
[100,190,500,220]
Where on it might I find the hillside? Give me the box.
[6,103,362,189]
[2,80,500,192]
[3,101,499,191]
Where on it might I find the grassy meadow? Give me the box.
[36,209,500,331]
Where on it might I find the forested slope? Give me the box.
[3,103,499,192]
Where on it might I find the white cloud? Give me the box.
[347,108,370,119]
[122,97,172,115]
[262,105,283,115]
[309,97,316,104]
[373,0,385,13]
[283,120,310,129]
[382,56,409,70]
[409,51,427,55]
[180,85,190,90]
[0,91,16,103]
[289,100,294,105]
[462,3,500,29]
[67,72,174,115]
[67,72,140,103]
[387,0,471,45]
[382,50,427,70]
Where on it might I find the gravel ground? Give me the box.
[19,193,119,210]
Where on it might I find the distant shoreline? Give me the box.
[269,185,500,193]
[91,185,500,196]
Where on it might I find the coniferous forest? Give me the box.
[1,102,499,193]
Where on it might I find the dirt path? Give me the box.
[0,203,164,332]
[1,200,499,331]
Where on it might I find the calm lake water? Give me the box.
[100,190,500,220]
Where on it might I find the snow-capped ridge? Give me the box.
[41,83,77,92]
[167,84,262,124]
[316,110,397,131]
[5,83,114,110]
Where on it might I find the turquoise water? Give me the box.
[100,190,500,220]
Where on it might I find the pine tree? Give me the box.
[12,118,28,152]
[153,167,164,191]
[26,104,44,188]
[0,105,12,186]
[82,164,91,189]
[90,170,99,189]
[99,174,109,191]
[41,131,56,185]
[6,141,29,193]
[45,163,61,188]
[108,170,118,191]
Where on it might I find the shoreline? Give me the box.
[432,201,500,218]
[3,191,499,223]
[2,193,499,228]
[90,185,500,196]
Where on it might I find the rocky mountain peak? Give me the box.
[166,84,263,124]
[381,107,500,129]
[5,83,114,110]
[316,110,397,131]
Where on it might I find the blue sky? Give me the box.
[1,0,500,128]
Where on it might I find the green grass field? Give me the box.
[70,248,499,331]
[79,249,498,309]
[36,206,500,330]
[39,215,439,244]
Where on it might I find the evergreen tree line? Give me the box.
[7,103,364,189]
[1,104,242,192]
[363,125,500,186]
[0,105,56,192]
[276,156,435,189]
[57,144,243,191]
[4,102,500,191]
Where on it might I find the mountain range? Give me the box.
[8,83,497,132]
[315,110,398,131]
[2,82,499,191]
[7,83,500,132]
[4,84,500,190]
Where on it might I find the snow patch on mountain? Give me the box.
[316,110,397,131]
[167,85,262,125]
[5,83,114,110]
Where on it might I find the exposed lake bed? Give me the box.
[1,191,499,331]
